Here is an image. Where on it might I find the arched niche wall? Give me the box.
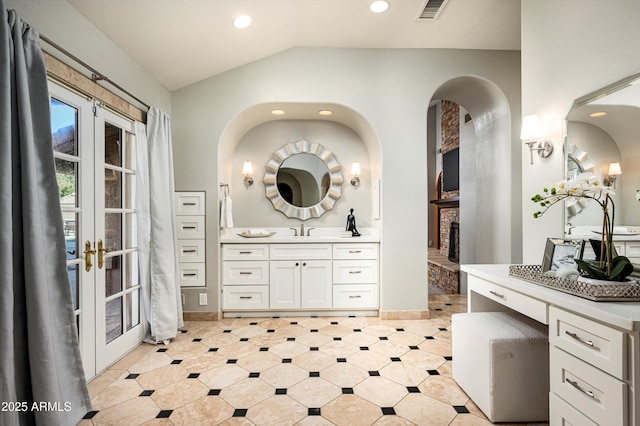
[217,102,383,226]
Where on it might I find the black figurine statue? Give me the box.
[346,208,361,237]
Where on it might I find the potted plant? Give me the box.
[532,173,634,282]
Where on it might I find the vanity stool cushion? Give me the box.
[452,311,549,423]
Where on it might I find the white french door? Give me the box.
[49,81,143,379]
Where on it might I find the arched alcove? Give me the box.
[217,102,383,228]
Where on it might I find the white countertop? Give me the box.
[566,225,640,241]
[220,227,380,244]
[462,264,640,332]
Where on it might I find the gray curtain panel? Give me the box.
[0,1,91,425]
[145,108,183,343]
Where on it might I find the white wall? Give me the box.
[172,47,521,313]
[6,0,171,113]
[521,0,640,262]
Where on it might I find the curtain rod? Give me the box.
[39,34,150,110]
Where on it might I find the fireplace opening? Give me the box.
[448,222,459,263]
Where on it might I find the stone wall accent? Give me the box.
[428,261,460,294]
[440,100,460,200]
[441,100,459,153]
[439,207,460,258]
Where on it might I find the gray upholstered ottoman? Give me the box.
[452,311,549,422]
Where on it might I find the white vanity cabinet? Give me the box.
[464,264,640,426]
[222,244,269,309]
[332,243,379,308]
[614,240,640,264]
[221,239,379,313]
[269,244,333,309]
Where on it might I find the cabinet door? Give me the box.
[270,261,301,309]
[301,260,332,309]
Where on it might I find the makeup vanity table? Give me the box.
[462,264,640,426]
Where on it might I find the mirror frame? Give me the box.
[264,140,344,220]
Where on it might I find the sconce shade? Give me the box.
[242,161,253,176]
[351,162,361,177]
[608,162,622,176]
[520,114,543,141]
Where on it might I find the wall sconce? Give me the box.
[242,161,254,188]
[520,114,554,165]
[350,162,361,189]
[604,162,621,187]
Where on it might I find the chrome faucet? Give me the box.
[300,223,304,236]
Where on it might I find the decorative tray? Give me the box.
[237,231,276,238]
[509,264,640,302]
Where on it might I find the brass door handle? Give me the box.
[84,241,96,272]
[97,239,112,269]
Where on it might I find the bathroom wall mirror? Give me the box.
[264,140,343,220]
[564,71,640,233]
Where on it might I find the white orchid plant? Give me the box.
[532,172,634,281]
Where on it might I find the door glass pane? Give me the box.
[105,123,122,166]
[105,169,122,208]
[125,172,136,209]
[125,213,137,249]
[126,290,140,331]
[105,255,122,297]
[105,213,122,251]
[65,212,78,259]
[67,263,79,310]
[125,252,139,289]
[106,297,122,343]
[56,159,77,208]
[125,132,136,170]
[51,98,77,156]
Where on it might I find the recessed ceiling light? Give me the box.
[271,109,285,116]
[590,111,607,117]
[233,15,252,29]
[370,1,390,13]
[318,110,333,116]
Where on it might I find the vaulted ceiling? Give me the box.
[67,0,521,91]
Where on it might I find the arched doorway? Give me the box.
[428,76,521,294]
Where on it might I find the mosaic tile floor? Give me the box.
[79,295,549,426]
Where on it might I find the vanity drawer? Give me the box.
[270,244,332,260]
[223,244,269,261]
[467,275,548,324]
[333,284,378,308]
[625,241,640,258]
[177,239,205,263]
[550,347,627,426]
[223,285,269,310]
[179,263,206,287]
[176,216,205,239]
[333,260,378,284]
[550,306,626,379]
[175,192,205,215]
[333,243,378,260]
[223,261,269,285]
[550,392,598,426]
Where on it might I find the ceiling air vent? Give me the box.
[418,0,449,20]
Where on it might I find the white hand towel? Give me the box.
[220,194,234,228]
